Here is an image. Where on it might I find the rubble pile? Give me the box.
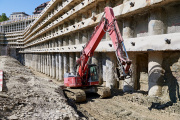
[0,56,79,120]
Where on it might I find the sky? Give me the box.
[0,0,49,17]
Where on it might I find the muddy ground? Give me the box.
[0,56,180,120]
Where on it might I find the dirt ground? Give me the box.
[73,90,180,120]
[0,56,180,120]
[0,56,79,120]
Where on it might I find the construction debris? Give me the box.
[0,56,80,120]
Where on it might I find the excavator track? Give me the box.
[83,86,111,98]
[63,86,111,102]
[63,88,86,103]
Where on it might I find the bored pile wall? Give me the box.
[8,0,180,101]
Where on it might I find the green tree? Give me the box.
[0,13,9,22]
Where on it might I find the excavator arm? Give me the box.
[77,7,131,79]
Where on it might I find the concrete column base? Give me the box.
[56,53,59,80]
[63,53,68,74]
[69,53,75,73]
[105,52,117,89]
[59,53,63,81]
[148,52,164,96]
[50,54,52,77]
[52,54,56,79]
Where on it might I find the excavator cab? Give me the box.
[87,64,99,85]
[88,64,98,82]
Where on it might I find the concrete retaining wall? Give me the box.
[1,0,180,102]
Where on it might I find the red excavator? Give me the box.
[63,7,131,102]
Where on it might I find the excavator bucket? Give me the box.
[63,88,86,103]
[97,86,111,98]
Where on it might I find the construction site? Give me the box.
[0,0,180,119]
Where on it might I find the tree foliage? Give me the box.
[0,13,9,22]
